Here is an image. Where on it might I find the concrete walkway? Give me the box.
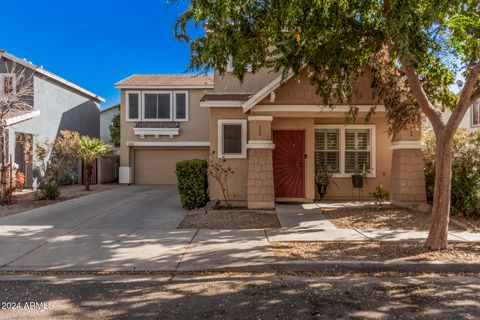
[0,196,479,272]
[269,203,480,242]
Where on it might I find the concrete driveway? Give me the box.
[0,185,195,271]
[0,185,274,272]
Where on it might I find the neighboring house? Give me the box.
[98,103,120,184]
[100,103,120,143]
[116,68,426,210]
[115,74,213,185]
[424,100,480,132]
[0,50,104,187]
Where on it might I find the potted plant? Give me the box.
[351,163,370,188]
[315,167,336,200]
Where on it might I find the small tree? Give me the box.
[77,136,110,191]
[109,114,120,147]
[0,62,34,204]
[208,151,234,208]
[35,130,80,187]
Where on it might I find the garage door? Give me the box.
[134,148,209,184]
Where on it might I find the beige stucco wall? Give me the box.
[213,69,280,94]
[209,108,249,205]
[119,88,212,167]
[259,67,380,106]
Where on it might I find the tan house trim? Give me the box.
[125,141,210,147]
[389,141,425,150]
[252,105,386,113]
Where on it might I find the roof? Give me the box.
[0,50,105,103]
[115,74,214,88]
[200,93,254,102]
[101,103,120,113]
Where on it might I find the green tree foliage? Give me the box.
[109,114,120,147]
[175,0,480,249]
[176,159,209,209]
[77,136,110,191]
[424,130,480,218]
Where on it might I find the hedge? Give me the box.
[176,159,208,209]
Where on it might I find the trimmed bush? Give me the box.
[176,159,208,209]
[424,129,480,218]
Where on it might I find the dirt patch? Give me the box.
[322,205,471,231]
[272,241,480,262]
[0,184,117,218]
[178,209,281,229]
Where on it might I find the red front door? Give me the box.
[273,130,305,198]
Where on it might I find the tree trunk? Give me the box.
[84,163,92,191]
[425,136,453,250]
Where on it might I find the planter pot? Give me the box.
[351,174,364,188]
[317,184,328,200]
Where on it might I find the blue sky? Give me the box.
[0,0,196,109]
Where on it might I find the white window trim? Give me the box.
[142,91,173,122]
[217,119,247,159]
[126,91,141,122]
[471,101,480,128]
[174,91,189,122]
[314,124,376,177]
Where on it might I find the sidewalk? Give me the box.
[1,203,479,273]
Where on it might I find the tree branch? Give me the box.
[446,61,480,137]
[400,58,444,134]
[469,86,480,105]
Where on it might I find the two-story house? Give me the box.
[0,50,103,187]
[116,66,427,210]
[115,74,213,185]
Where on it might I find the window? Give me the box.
[126,91,140,121]
[126,91,189,122]
[218,119,247,158]
[472,100,480,127]
[345,129,370,173]
[314,125,375,176]
[314,129,339,172]
[174,92,188,121]
[143,92,171,120]
[0,74,15,96]
[4,75,14,95]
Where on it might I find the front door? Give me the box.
[273,130,305,198]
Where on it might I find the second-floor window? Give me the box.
[0,74,15,96]
[125,91,188,122]
[472,100,480,127]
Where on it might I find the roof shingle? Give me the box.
[115,74,213,87]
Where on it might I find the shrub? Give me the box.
[37,184,60,200]
[371,184,390,207]
[424,129,480,218]
[16,171,25,189]
[176,159,208,209]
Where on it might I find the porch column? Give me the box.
[246,116,275,209]
[389,126,427,208]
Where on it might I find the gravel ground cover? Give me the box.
[322,205,477,231]
[272,241,480,262]
[0,184,117,218]
[178,209,281,229]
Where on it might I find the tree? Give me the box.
[109,114,120,147]
[0,61,34,204]
[175,0,480,249]
[77,136,110,191]
[35,130,80,187]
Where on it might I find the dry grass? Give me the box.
[322,205,469,231]
[272,241,480,263]
[178,209,281,229]
[0,184,117,218]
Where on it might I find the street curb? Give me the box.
[2,261,479,275]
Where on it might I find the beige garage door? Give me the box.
[134,148,209,185]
